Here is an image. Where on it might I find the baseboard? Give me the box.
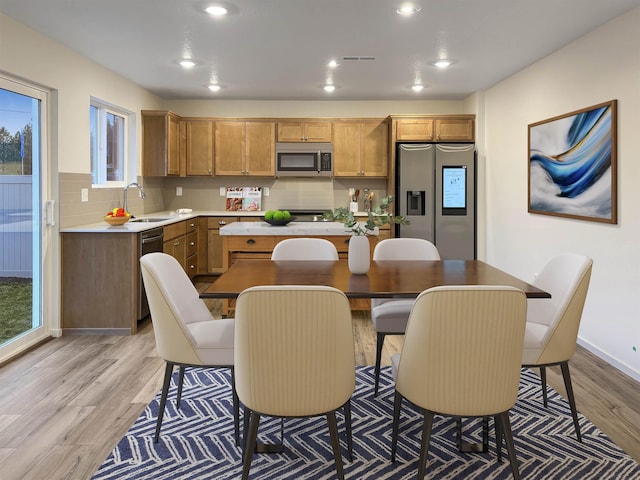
[62,328,132,336]
[577,337,640,383]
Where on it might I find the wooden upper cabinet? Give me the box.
[396,118,434,141]
[215,121,275,176]
[277,121,332,142]
[333,120,388,177]
[434,117,475,142]
[186,120,214,175]
[142,111,182,176]
[395,116,475,142]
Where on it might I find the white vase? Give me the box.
[348,235,370,274]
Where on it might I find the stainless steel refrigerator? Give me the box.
[395,143,476,260]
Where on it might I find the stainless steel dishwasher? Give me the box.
[138,227,164,320]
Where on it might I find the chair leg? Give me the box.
[242,405,250,451]
[327,411,346,480]
[560,362,582,442]
[374,332,386,396]
[390,391,403,462]
[176,366,186,409]
[498,411,520,480]
[242,411,260,480]
[344,400,353,461]
[155,362,174,443]
[494,414,503,462]
[417,411,435,480]
[540,366,548,408]
[231,368,240,446]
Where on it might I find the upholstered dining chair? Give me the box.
[390,285,527,480]
[370,238,441,395]
[234,285,356,480]
[271,237,339,260]
[140,252,238,444]
[522,253,593,442]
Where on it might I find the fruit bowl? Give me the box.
[104,215,131,226]
[263,218,292,226]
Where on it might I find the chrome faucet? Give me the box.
[123,182,146,216]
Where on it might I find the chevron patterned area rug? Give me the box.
[92,367,640,479]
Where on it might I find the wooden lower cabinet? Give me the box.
[61,232,140,335]
[206,216,237,274]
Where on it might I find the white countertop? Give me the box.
[220,221,377,236]
[59,210,374,234]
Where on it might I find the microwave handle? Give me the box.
[317,150,321,173]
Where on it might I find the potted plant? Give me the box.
[323,196,409,274]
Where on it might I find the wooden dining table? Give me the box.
[200,259,550,299]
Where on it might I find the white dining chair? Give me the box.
[271,237,339,260]
[522,253,593,441]
[391,285,528,480]
[234,285,356,480]
[140,252,238,444]
[370,237,441,395]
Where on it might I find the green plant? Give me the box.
[323,195,409,235]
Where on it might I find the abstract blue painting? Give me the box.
[528,100,617,223]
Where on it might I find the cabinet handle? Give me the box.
[173,242,180,246]
[247,238,256,245]
[190,264,195,269]
[190,241,196,246]
[219,220,226,225]
[344,239,350,244]
[189,223,195,228]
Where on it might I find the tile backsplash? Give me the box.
[59,172,387,228]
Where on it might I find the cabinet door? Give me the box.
[164,235,186,270]
[277,122,305,142]
[167,114,181,175]
[396,118,434,141]
[186,120,214,175]
[245,121,275,176]
[333,122,362,176]
[434,117,475,142]
[207,229,223,273]
[304,122,332,142]
[215,121,245,175]
[361,121,388,177]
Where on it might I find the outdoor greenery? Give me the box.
[0,124,32,175]
[0,278,32,344]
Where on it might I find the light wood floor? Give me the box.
[0,297,639,479]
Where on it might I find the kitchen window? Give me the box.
[90,97,135,187]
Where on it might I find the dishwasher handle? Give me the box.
[141,234,164,244]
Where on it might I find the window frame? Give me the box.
[90,97,136,188]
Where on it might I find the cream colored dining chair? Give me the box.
[390,286,527,480]
[522,253,593,442]
[370,237,441,395]
[234,285,356,480]
[140,252,238,444]
[271,237,339,260]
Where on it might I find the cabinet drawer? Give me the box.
[187,253,198,278]
[186,231,197,257]
[207,216,236,229]
[324,236,352,253]
[227,236,276,252]
[164,220,186,240]
[186,219,198,233]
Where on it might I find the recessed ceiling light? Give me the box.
[179,59,197,69]
[208,84,222,92]
[433,59,452,69]
[396,4,421,15]
[411,84,424,92]
[327,59,340,68]
[324,85,336,93]
[205,5,228,16]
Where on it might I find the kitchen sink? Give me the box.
[130,217,171,223]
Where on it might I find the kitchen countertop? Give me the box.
[59,210,374,234]
[220,221,378,236]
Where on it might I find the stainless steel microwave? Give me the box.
[275,142,333,177]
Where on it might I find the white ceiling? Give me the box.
[1,0,639,101]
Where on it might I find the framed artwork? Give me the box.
[528,100,617,224]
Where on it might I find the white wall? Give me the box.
[0,12,163,175]
[484,7,640,380]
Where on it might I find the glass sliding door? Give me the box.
[0,76,53,363]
